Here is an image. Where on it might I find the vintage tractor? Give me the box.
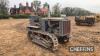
[27,16,71,51]
[75,16,95,26]
[75,14,100,26]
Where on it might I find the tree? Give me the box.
[32,0,41,14]
[0,0,9,15]
[43,2,50,17]
[43,2,49,8]
[61,7,92,16]
[52,3,61,17]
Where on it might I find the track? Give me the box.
[28,30,59,51]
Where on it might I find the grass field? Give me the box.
[0,17,100,56]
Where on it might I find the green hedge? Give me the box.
[39,14,61,17]
[51,14,61,17]
[0,14,9,19]
[0,14,62,19]
[11,14,30,19]
[0,14,31,19]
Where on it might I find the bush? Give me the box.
[39,14,48,17]
[11,14,30,19]
[0,14,9,19]
[51,14,61,17]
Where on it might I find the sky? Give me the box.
[9,0,100,13]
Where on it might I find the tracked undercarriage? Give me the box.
[27,16,71,51]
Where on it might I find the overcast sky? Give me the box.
[9,0,100,13]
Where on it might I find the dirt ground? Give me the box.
[0,17,100,56]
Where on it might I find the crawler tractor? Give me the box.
[27,16,71,51]
[75,14,100,26]
[75,16,95,26]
